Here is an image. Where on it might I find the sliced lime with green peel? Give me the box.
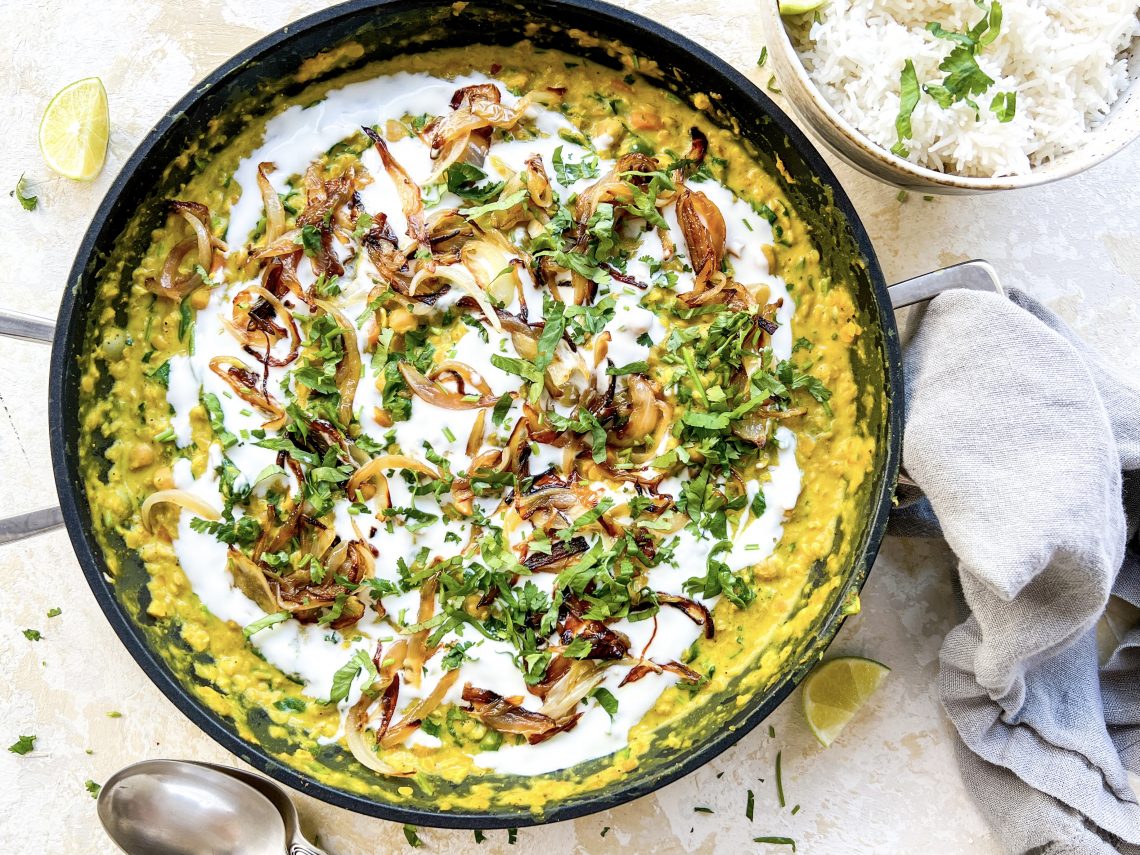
[39,77,109,181]
[802,656,889,747]
[779,0,828,15]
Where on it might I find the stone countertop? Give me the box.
[0,2,1136,853]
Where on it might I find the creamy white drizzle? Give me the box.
[166,70,802,777]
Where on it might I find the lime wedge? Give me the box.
[802,656,889,747]
[38,77,109,181]
[779,0,827,14]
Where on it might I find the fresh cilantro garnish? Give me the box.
[297,224,323,257]
[404,824,423,848]
[552,145,600,185]
[7,735,35,755]
[243,611,289,638]
[22,629,42,641]
[892,60,921,158]
[12,174,37,211]
[327,648,378,704]
[591,687,619,720]
[446,162,506,204]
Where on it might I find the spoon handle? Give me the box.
[291,842,330,855]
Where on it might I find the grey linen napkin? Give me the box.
[889,288,1140,854]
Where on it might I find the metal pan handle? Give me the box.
[0,308,63,543]
[888,259,1003,309]
[0,260,1003,545]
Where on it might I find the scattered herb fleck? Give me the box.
[776,750,786,808]
[7,735,35,755]
[12,174,37,211]
[403,823,422,847]
[754,836,796,851]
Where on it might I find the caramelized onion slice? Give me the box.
[140,490,222,531]
[537,660,605,721]
[398,361,498,410]
[657,593,715,639]
[314,300,362,426]
[462,683,578,745]
[208,356,286,429]
[348,454,441,502]
[362,126,430,251]
[145,238,202,301]
[380,668,460,749]
[227,548,279,614]
[676,188,726,291]
[256,163,286,245]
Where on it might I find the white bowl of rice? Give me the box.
[759,0,1140,192]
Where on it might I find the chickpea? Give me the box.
[190,287,211,310]
[762,244,778,274]
[385,119,407,141]
[387,307,418,333]
[630,108,662,131]
[152,466,175,490]
[128,443,155,470]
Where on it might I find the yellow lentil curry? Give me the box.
[77,41,877,815]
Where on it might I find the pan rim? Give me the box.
[48,0,902,829]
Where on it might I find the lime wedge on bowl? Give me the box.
[802,656,889,747]
[779,0,827,14]
[39,77,109,181]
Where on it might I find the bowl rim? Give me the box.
[759,1,1140,191]
[49,0,901,830]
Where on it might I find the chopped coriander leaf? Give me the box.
[892,60,921,158]
[22,629,42,641]
[297,224,323,257]
[757,47,768,68]
[441,640,478,671]
[776,750,786,807]
[606,360,650,376]
[274,697,307,713]
[243,611,289,637]
[12,174,37,211]
[328,648,378,704]
[990,90,1016,122]
[7,735,35,755]
[754,837,796,851]
[446,162,506,204]
[403,824,423,847]
[85,779,102,799]
[591,687,619,720]
[46,607,61,618]
[552,145,601,185]
[465,188,529,219]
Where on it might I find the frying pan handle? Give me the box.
[0,309,63,544]
[887,259,1003,308]
[0,307,56,344]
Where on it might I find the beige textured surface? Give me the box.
[1,2,1137,853]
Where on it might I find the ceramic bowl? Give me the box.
[757,1,1140,194]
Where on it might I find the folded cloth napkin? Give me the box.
[889,288,1140,854]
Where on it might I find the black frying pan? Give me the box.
[0,0,935,829]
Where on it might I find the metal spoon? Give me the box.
[98,759,290,855]
[192,762,328,855]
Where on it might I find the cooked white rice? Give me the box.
[789,0,1140,177]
